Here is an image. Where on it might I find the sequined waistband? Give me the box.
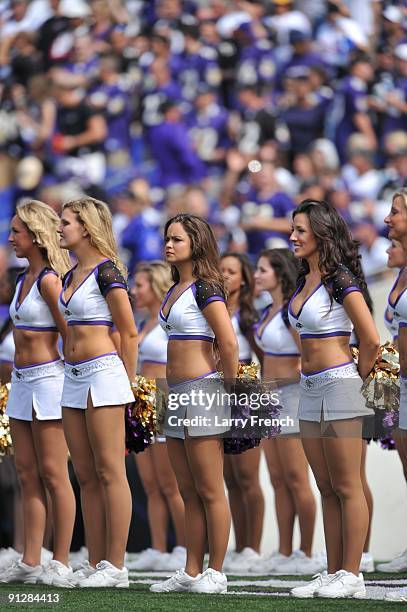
[300,362,360,390]
[64,353,123,378]
[13,359,64,381]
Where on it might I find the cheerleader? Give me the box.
[288,200,379,599]
[58,197,137,588]
[220,253,264,572]
[253,248,318,575]
[150,214,238,594]
[130,261,185,572]
[1,201,75,587]
[0,268,23,383]
[383,192,407,601]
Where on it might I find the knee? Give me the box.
[194,482,223,505]
[95,462,121,487]
[269,471,286,491]
[224,473,240,492]
[39,463,65,492]
[74,463,99,489]
[331,480,358,501]
[316,479,335,499]
[14,460,39,489]
[159,479,180,500]
[142,478,161,497]
[284,470,307,495]
[178,482,199,505]
[237,472,262,496]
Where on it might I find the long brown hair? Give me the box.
[221,252,257,333]
[164,213,225,294]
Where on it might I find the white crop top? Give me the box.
[159,279,225,341]
[255,306,300,357]
[59,259,127,327]
[139,322,168,365]
[10,268,59,331]
[288,265,362,339]
[387,269,404,338]
[0,328,15,363]
[231,311,252,363]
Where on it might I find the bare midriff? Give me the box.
[262,355,301,384]
[166,339,216,384]
[14,329,60,368]
[64,325,117,363]
[300,336,354,375]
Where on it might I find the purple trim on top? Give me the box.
[67,320,113,327]
[36,268,58,293]
[14,357,61,370]
[264,351,300,357]
[384,308,392,323]
[289,282,323,319]
[65,351,117,366]
[160,283,194,321]
[302,360,354,377]
[340,286,361,302]
[169,334,214,342]
[14,325,58,332]
[101,282,127,297]
[399,322,407,328]
[239,358,252,365]
[140,359,167,365]
[14,272,26,310]
[0,359,13,365]
[256,306,283,340]
[169,369,217,389]
[61,259,109,306]
[388,268,405,308]
[201,296,225,309]
[300,331,351,339]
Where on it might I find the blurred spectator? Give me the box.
[353,220,390,279]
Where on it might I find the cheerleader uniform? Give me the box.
[6,268,65,421]
[59,259,134,409]
[0,328,15,366]
[158,279,230,439]
[288,265,373,422]
[386,269,403,344]
[231,311,252,364]
[255,305,300,434]
[391,274,407,430]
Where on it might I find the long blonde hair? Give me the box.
[16,200,71,275]
[393,189,407,210]
[136,261,172,303]
[63,197,127,278]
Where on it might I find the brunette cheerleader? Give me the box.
[58,197,137,588]
[220,253,264,571]
[1,201,75,587]
[288,200,379,599]
[150,214,238,594]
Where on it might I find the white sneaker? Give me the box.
[270,550,325,575]
[376,549,407,573]
[222,551,238,572]
[316,570,366,598]
[189,568,227,594]
[359,552,374,573]
[79,560,129,588]
[291,571,335,598]
[250,551,290,574]
[69,547,88,570]
[0,560,43,584]
[385,586,407,602]
[41,548,53,565]
[150,568,202,593]
[0,548,20,569]
[155,547,187,572]
[38,560,76,588]
[127,548,166,571]
[73,561,97,585]
[226,548,262,573]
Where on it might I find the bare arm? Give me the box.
[202,300,239,380]
[107,289,138,379]
[342,292,380,380]
[40,274,68,345]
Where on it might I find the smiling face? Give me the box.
[221,256,242,294]
[8,215,34,258]
[254,256,279,293]
[384,196,407,241]
[132,271,156,309]
[290,212,319,260]
[386,240,406,269]
[164,222,192,265]
[58,207,87,251]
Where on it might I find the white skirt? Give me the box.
[299,361,373,422]
[164,371,231,439]
[277,383,300,434]
[399,375,407,430]
[6,359,64,421]
[62,353,134,409]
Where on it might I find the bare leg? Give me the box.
[300,420,342,574]
[233,447,264,552]
[62,407,105,567]
[151,443,185,547]
[10,418,46,567]
[277,437,316,556]
[86,398,132,569]
[223,455,247,552]
[360,441,373,552]
[32,418,75,566]
[167,437,205,576]
[263,438,295,556]
[135,448,168,551]
[185,436,230,573]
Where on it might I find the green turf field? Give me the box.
[1,572,406,611]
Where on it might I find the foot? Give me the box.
[0,548,20,569]
[69,547,89,570]
[376,549,407,573]
[359,552,375,573]
[73,561,97,586]
[385,586,407,602]
[316,570,366,599]
[155,547,187,572]
[290,571,334,598]
[250,552,290,574]
[78,560,129,588]
[150,568,202,593]
[226,548,262,573]
[189,568,227,594]
[37,560,76,588]
[126,548,166,571]
[270,550,325,575]
[0,560,43,584]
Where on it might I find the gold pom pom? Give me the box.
[130,375,158,439]
[0,382,12,459]
[353,342,400,413]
